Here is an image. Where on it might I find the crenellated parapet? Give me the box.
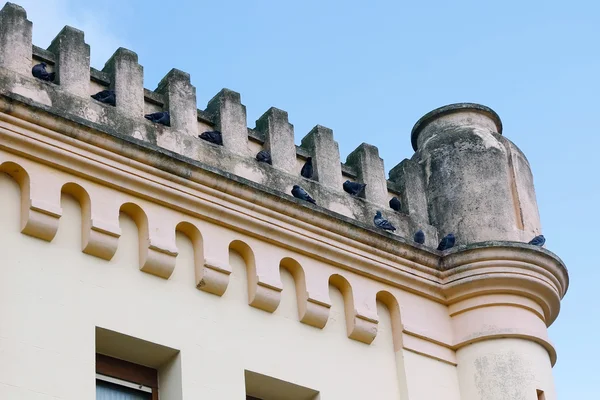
[0,5,570,397]
[0,1,545,250]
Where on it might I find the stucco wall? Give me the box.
[0,173,433,399]
[456,339,556,400]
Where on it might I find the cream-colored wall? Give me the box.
[0,175,404,399]
[0,134,567,400]
[456,339,557,400]
[403,350,462,400]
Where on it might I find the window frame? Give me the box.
[96,353,159,400]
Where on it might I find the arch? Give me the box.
[61,182,91,248]
[1,161,62,241]
[119,202,150,269]
[229,239,257,304]
[376,290,403,352]
[0,161,30,195]
[120,202,149,247]
[376,290,410,400]
[59,182,122,260]
[176,221,204,278]
[328,274,356,338]
[279,257,308,321]
[0,161,27,231]
[0,161,31,230]
[228,240,282,312]
[119,202,177,279]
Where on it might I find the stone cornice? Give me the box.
[0,92,568,364]
[0,92,568,303]
[440,242,568,326]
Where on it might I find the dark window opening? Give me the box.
[96,353,159,400]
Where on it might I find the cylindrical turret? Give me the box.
[411,103,541,245]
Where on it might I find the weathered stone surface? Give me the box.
[0,2,32,76]
[389,158,429,224]
[47,26,90,98]
[411,103,536,245]
[499,136,543,241]
[346,143,387,205]
[255,107,296,174]
[102,47,144,117]
[206,88,248,155]
[155,68,197,136]
[300,125,343,190]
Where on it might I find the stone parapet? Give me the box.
[0,1,545,250]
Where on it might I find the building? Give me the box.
[0,2,568,399]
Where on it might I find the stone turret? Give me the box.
[410,103,541,245]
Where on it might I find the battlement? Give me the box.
[0,2,541,248]
[0,5,571,398]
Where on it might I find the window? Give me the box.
[95,327,182,400]
[245,370,320,400]
[96,354,159,400]
[537,389,546,400]
[96,376,152,400]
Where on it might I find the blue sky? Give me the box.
[17,0,599,397]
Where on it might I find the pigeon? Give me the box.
[144,111,170,126]
[199,130,223,146]
[31,62,55,82]
[301,157,313,179]
[256,150,272,164]
[91,90,116,106]
[374,211,396,231]
[343,180,366,196]
[528,235,545,246]
[291,185,316,204]
[389,196,401,212]
[437,233,456,251]
[414,230,425,244]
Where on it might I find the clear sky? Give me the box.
[16,0,599,397]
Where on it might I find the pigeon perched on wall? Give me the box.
[144,111,170,126]
[528,235,545,246]
[32,62,55,82]
[291,185,316,204]
[343,180,366,196]
[301,157,313,179]
[91,90,116,106]
[199,130,223,146]
[414,230,425,244]
[256,150,272,164]
[374,211,396,231]
[437,233,456,251]
[389,196,401,212]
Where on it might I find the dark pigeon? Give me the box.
[437,233,456,251]
[199,130,223,146]
[374,211,396,231]
[144,111,170,126]
[343,180,366,196]
[389,196,401,212]
[256,150,272,164]
[414,230,425,244]
[528,235,545,246]
[301,157,313,179]
[32,62,55,82]
[291,185,316,205]
[91,90,116,106]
